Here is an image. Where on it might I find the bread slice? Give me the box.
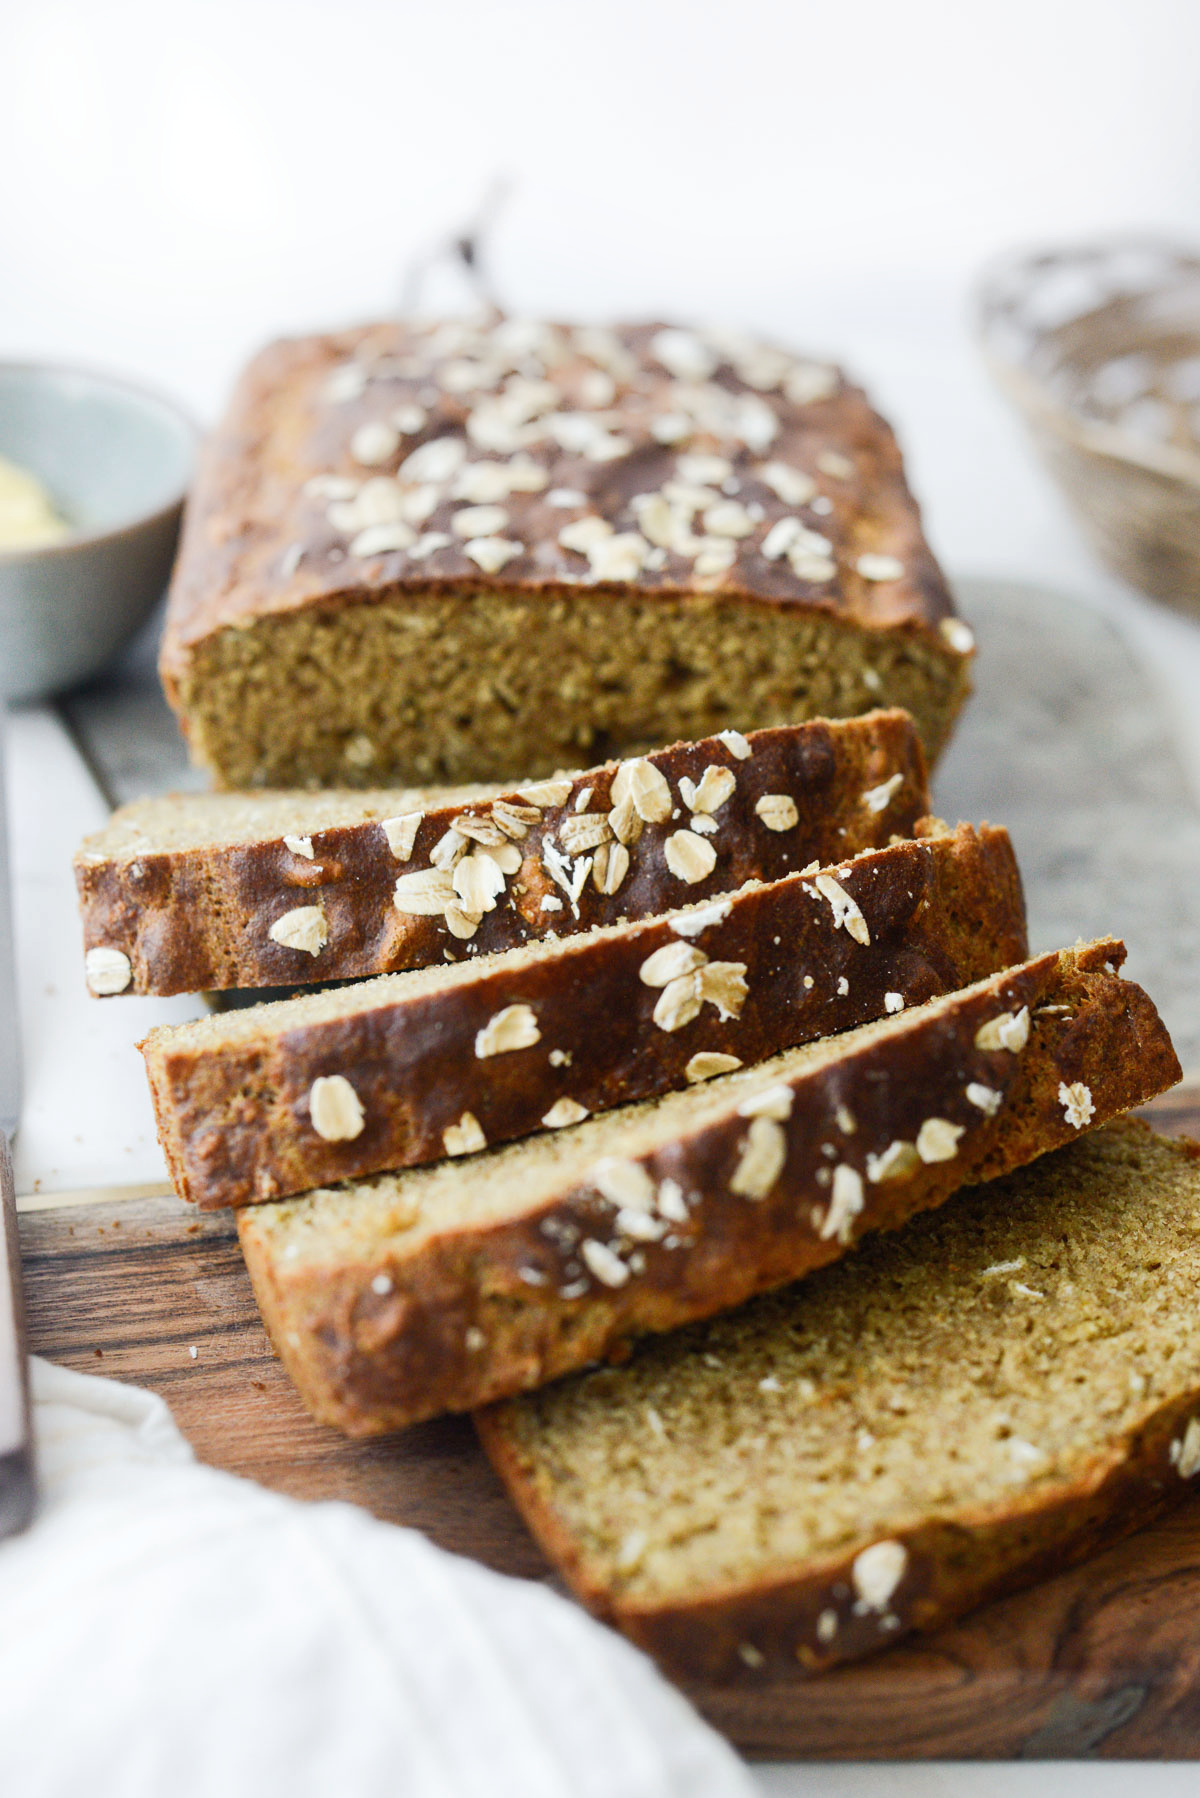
[144,821,1026,1208]
[237,941,1179,1435]
[159,319,971,792]
[75,711,928,997]
[478,1120,1200,1682]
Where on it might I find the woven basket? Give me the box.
[976,237,1200,615]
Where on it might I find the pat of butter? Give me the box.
[0,454,71,551]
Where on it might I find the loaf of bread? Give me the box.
[143,821,1027,1207]
[478,1121,1200,1681]
[236,941,1179,1435]
[75,711,929,997]
[160,319,973,790]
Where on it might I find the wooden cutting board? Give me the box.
[18,1083,1200,1762]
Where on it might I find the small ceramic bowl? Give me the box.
[0,363,196,701]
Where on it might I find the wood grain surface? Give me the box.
[18,1085,1200,1761]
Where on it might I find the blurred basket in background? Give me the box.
[977,237,1200,617]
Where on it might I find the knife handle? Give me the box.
[0,1132,34,1536]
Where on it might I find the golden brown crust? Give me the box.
[477,1122,1200,1686]
[239,943,1180,1435]
[143,822,1027,1206]
[159,319,971,783]
[76,712,929,996]
[163,321,958,658]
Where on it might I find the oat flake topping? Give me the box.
[1058,1081,1095,1130]
[669,898,731,938]
[542,1097,589,1129]
[664,829,718,884]
[580,1238,631,1288]
[268,905,328,956]
[685,1052,743,1083]
[381,812,423,860]
[269,317,956,632]
[1171,1418,1200,1479]
[309,1074,365,1142]
[443,1112,486,1156]
[915,1117,965,1163]
[852,1540,907,1611]
[866,1140,920,1184]
[965,1082,1003,1116]
[730,1116,788,1200]
[820,1164,864,1243]
[393,866,455,917]
[940,617,976,654]
[863,772,903,813]
[856,552,905,582]
[974,1007,1030,1053]
[85,946,132,996]
[755,793,800,833]
[475,1004,541,1059]
[737,1084,794,1121]
[813,873,870,945]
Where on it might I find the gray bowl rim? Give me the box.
[0,358,199,567]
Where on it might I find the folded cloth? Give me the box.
[0,1360,755,1798]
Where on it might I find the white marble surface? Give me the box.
[757,1769,1200,1796]
[5,706,203,1200]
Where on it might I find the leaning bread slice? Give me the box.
[75,709,928,996]
[237,940,1179,1435]
[478,1120,1200,1682]
[145,820,1026,1208]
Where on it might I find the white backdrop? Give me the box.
[6,0,1200,593]
[3,0,1199,416]
[7,0,1200,774]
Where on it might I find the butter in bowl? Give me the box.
[0,452,73,553]
[0,363,195,702]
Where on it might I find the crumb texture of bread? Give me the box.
[142,822,1027,1206]
[75,713,930,995]
[477,1122,1200,1681]
[160,319,971,787]
[236,941,1179,1435]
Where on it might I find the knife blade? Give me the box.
[0,713,35,1536]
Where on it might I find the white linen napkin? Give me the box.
[0,1359,755,1798]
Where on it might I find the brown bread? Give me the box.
[75,711,928,996]
[237,941,1179,1435]
[159,320,972,790]
[142,821,1027,1207]
[477,1121,1200,1682]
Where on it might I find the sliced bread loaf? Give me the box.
[160,319,970,791]
[477,1121,1200,1682]
[144,821,1026,1208]
[76,710,928,996]
[236,941,1179,1435]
